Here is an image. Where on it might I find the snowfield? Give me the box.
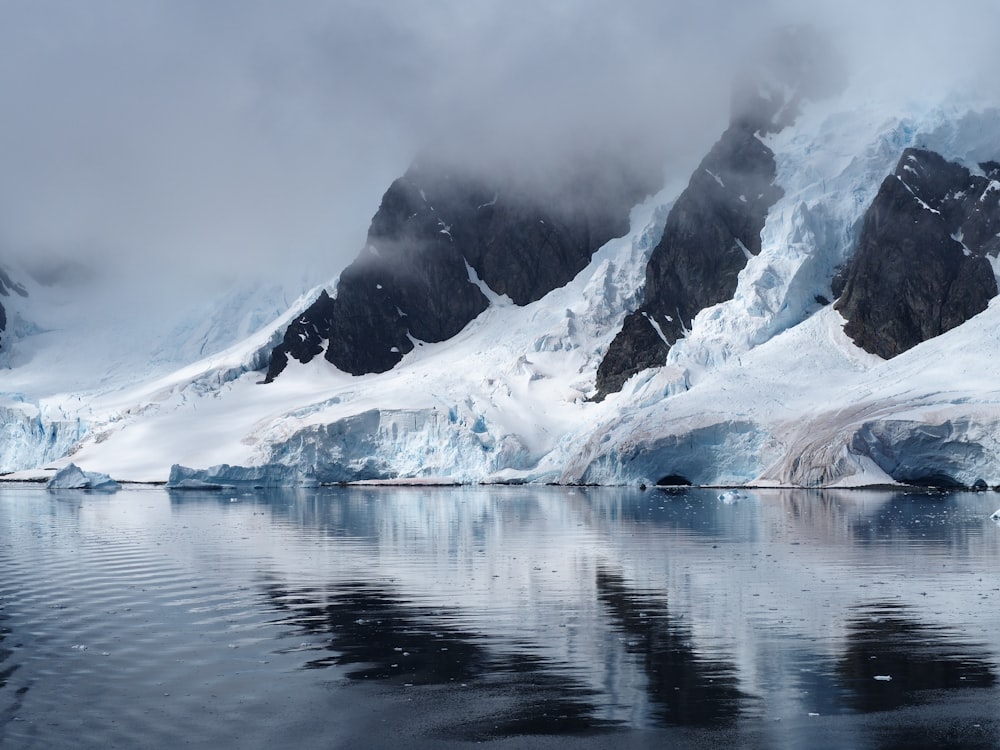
[5,95,1000,488]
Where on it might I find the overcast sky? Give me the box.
[1,1,999,294]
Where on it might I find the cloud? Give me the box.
[0,0,998,297]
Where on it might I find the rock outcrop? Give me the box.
[591,25,845,399]
[0,266,27,350]
[593,124,782,397]
[265,159,652,381]
[835,149,1000,358]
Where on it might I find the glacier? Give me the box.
[6,94,1000,489]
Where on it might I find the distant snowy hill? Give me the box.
[5,89,1000,489]
[0,264,301,473]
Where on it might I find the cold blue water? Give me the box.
[1,484,999,749]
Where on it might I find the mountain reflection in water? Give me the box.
[595,566,746,726]
[1,485,999,748]
[262,578,616,738]
[838,602,997,713]
[244,486,1000,739]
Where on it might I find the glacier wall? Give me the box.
[262,407,538,483]
[567,419,777,487]
[0,399,88,473]
[764,411,1000,489]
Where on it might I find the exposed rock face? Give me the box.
[594,124,782,397]
[835,149,1000,358]
[0,266,27,350]
[265,159,651,381]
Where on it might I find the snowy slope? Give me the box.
[0,268,307,473]
[43,190,672,483]
[7,93,1000,487]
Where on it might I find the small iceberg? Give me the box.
[47,463,120,492]
[165,463,304,489]
[718,489,746,504]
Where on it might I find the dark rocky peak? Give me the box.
[893,148,971,210]
[0,265,28,350]
[264,155,653,382]
[887,149,1000,258]
[980,160,1000,179]
[594,122,782,398]
[266,290,337,374]
[0,266,27,298]
[591,27,842,399]
[835,149,1000,359]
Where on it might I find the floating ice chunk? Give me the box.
[166,463,305,489]
[47,463,119,492]
[718,489,745,504]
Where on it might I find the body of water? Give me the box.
[1,485,999,748]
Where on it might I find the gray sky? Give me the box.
[1,0,999,293]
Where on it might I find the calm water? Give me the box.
[1,484,999,749]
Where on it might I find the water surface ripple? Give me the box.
[1,485,998,748]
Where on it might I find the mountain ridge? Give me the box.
[5,97,1000,489]
[264,156,657,381]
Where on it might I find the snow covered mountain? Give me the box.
[5,85,1000,489]
[263,152,658,381]
[0,262,299,473]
